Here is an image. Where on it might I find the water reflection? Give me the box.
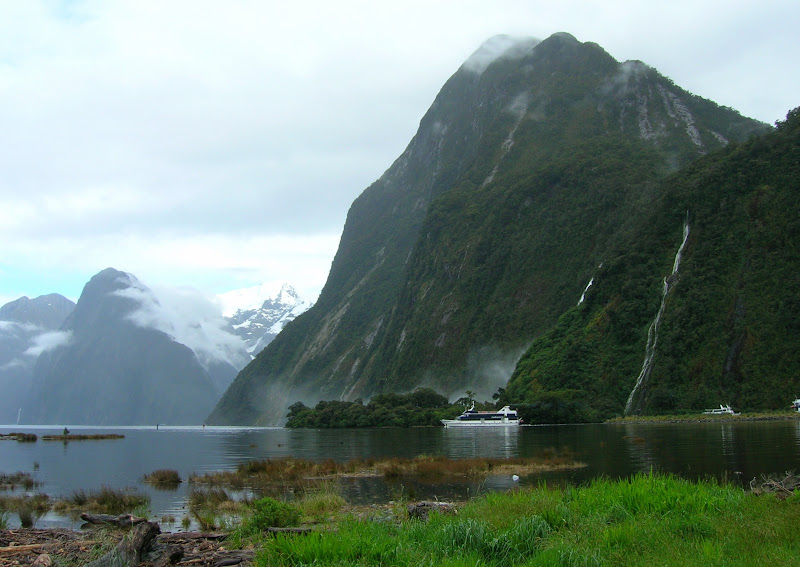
[3,421,800,529]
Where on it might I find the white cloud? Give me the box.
[114,283,250,370]
[0,321,40,335]
[462,35,540,74]
[22,330,73,357]
[1,0,798,301]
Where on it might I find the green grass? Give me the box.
[250,473,800,566]
[608,411,800,424]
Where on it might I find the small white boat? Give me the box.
[703,404,739,416]
[790,398,800,413]
[441,404,521,427]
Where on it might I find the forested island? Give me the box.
[285,387,606,427]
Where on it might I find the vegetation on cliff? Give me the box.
[504,108,800,419]
[210,33,768,425]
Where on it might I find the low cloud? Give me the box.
[114,284,249,371]
[462,35,539,74]
[23,330,73,357]
[0,321,40,335]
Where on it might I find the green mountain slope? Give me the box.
[209,33,768,425]
[504,108,800,419]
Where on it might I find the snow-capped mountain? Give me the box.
[218,283,313,356]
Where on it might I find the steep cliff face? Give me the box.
[505,109,800,418]
[209,33,768,425]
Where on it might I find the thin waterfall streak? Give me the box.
[625,214,690,415]
[672,217,690,273]
[578,277,594,305]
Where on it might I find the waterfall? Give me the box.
[578,264,603,306]
[625,214,690,415]
[578,277,594,305]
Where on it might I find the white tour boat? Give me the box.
[441,404,521,427]
[702,404,739,416]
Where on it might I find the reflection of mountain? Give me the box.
[0,294,75,423]
[26,268,239,425]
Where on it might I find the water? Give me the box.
[2,420,800,528]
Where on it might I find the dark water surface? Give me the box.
[2,420,799,528]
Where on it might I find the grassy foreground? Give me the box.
[247,473,800,567]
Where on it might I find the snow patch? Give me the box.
[217,282,300,318]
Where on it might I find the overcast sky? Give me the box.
[1,0,797,306]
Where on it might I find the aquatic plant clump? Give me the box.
[41,433,125,441]
[190,453,584,489]
[0,494,50,528]
[0,432,38,442]
[0,472,38,491]
[143,469,182,488]
[53,486,149,516]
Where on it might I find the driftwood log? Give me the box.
[80,513,148,527]
[83,520,160,567]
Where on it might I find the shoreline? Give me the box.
[606,412,800,424]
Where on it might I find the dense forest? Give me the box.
[503,108,800,419]
[285,388,478,428]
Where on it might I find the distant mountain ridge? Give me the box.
[26,268,245,425]
[208,32,770,425]
[0,294,75,423]
[219,283,313,356]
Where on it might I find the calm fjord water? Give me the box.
[2,421,800,528]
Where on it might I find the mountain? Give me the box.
[503,107,800,419]
[0,294,75,423]
[218,283,313,356]
[26,268,240,425]
[208,32,769,425]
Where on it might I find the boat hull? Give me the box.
[440,419,520,428]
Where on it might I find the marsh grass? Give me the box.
[143,469,182,489]
[0,494,49,528]
[190,453,583,491]
[0,432,38,442]
[42,434,125,441]
[0,471,38,491]
[187,486,245,531]
[252,473,800,566]
[53,486,149,516]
